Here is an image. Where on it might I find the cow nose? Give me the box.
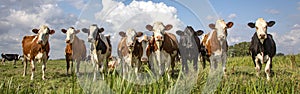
[66,40,70,43]
[141,57,148,62]
[88,38,92,42]
[157,36,163,41]
[129,43,134,48]
[37,40,42,44]
[260,34,266,38]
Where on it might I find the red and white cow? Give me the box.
[82,24,112,81]
[145,22,179,76]
[248,18,276,80]
[22,25,55,80]
[201,20,233,76]
[61,27,87,75]
[117,28,143,76]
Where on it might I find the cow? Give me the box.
[248,18,276,80]
[145,22,179,76]
[61,27,87,75]
[176,26,204,73]
[201,20,233,76]
[1,53,20,66]
[22,25,55,80]
[82,24,112,81]
[117,29,143,76]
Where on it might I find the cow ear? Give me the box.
[61,29,67,34]
[32,29,39,34]
[267,21,275,27]
[146,25,153,31]
[75,30,80,34]
[49,30,55,35]
[98,28,104,33]
[119,31,126,37]
[165,24,173,30]
[176,30,184,36]
[209,24,215,29]
[227,22,234,28]
[136,32,144,37]
[82,28,89,33]
[195,30,204,36]
[248,22,255,28]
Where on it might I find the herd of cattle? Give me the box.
[1,18,276,81]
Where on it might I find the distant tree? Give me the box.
[276,53,285,56]
[228,42,251,57]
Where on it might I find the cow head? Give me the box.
[32,25,55,45]
[119,28,143,51]
[61,27,80,44]
[176,26,204,48]
[248,18,275,43]
[82,24,104,43]
[209,20,233,41]
[146,21,173,48]
[138,35,151,62]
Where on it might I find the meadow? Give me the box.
[0,55,299,94]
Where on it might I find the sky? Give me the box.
[0,0,300,59]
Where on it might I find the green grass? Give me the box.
[0,55,299,94]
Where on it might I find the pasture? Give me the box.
[0,55,299,94]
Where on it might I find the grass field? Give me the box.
[0,55,299,94]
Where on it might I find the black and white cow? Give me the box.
[82,24,112,81]
[248,18,276,80]
[1,53,20,66]
[176,26,204,73]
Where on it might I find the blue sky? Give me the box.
[0,0,300,59]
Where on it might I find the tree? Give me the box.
[228,42,251,57]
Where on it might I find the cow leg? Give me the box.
[65,55,70,75]
[193,56,198,72]
[182,58,188,74]
[23,59,28,77]
[265,57,272,81]
[2,58,5,65]
[30,60,35,80]
[93,60,98,81]
[171,57,176,76]
[222,53,227,76]
[255,56,261,77]
[42,59,46,80]
[13,60,17,68]
[76,60,80,76]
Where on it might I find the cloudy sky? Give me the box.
[0,0,299,59]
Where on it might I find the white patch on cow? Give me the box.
[215,20,227,40]
[256,53,263,62]
[35,52,44,60]
[213,49,222,56]
[66,28,75,43]
[255,18,267,40]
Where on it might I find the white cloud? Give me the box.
[228,13,237,19]
[265,9,280,14]
[0,0,78,59]
[88,0,183,56]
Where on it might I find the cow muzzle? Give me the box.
[259,34,266,39]
[66,40,70,43]
[88,38,94,42]
[141,57,148,62]
[37,40,43,44]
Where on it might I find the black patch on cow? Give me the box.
[249,32,276,66]
[96,36,111,54]
[1,53,19,61]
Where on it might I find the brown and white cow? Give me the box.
[117,28,143,76]
[22,25,55,80]
[146,22,179,76]
[61,27,87,75]
[201,20,233,76]
[176,26,204,73]
[82,24,111,81]
[248,18,276,80]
